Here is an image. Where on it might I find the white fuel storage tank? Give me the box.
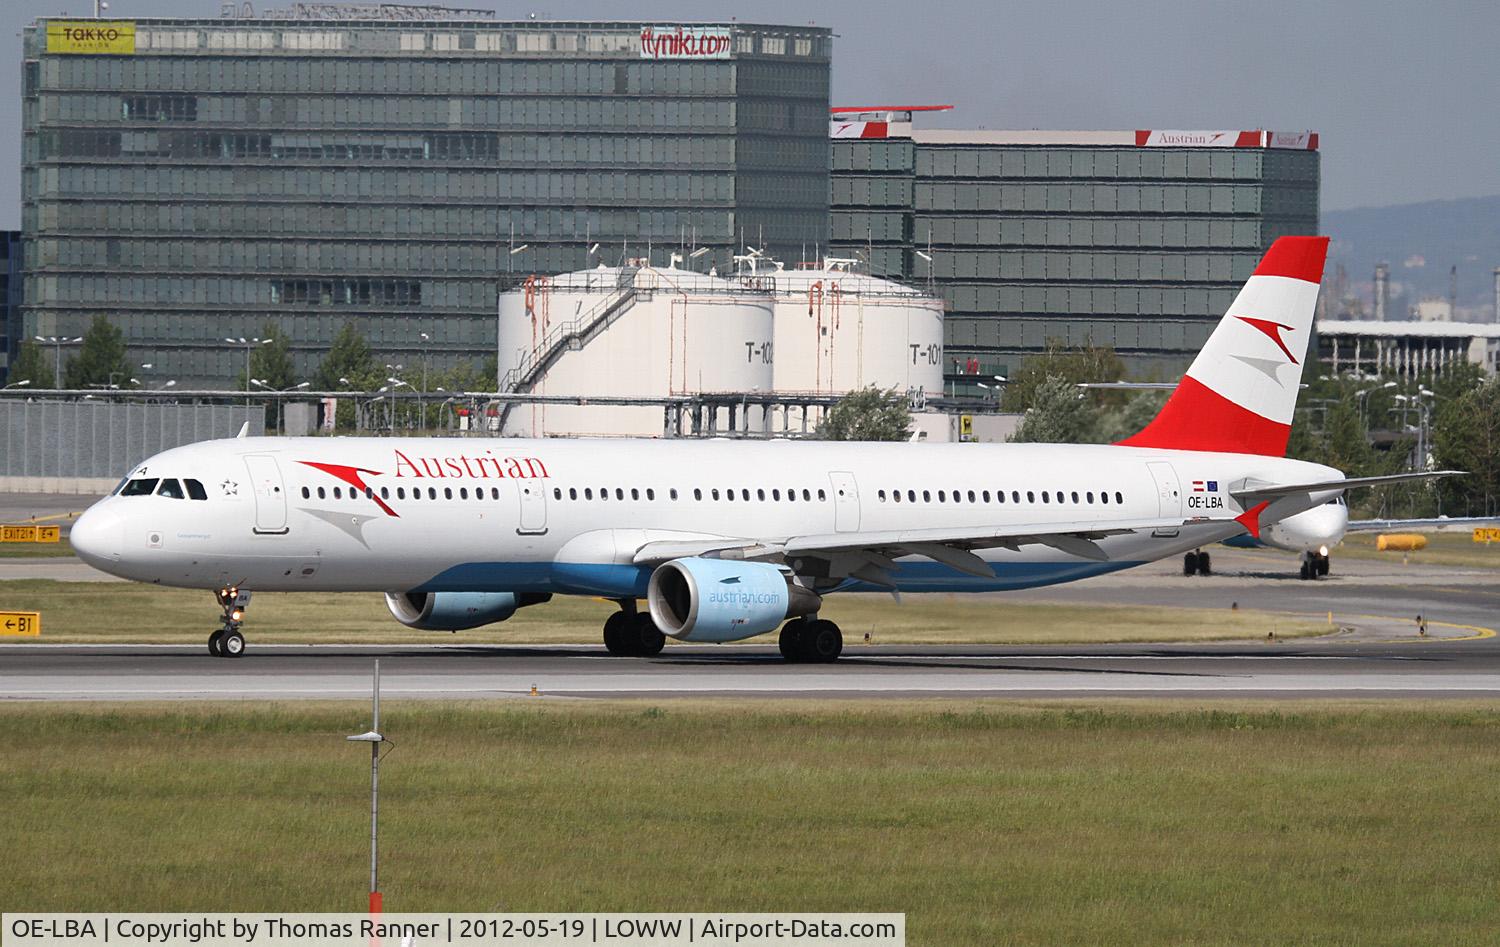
[497,263,774,437]
[762,261,945,399]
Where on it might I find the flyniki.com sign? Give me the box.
[639,26,733,59]
[46,21,136,54]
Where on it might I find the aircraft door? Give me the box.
[517,481,548,535]
[829,471,860,532]
[1146,461,1182,537]
[243,454,289,534]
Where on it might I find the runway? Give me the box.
[3,542,1498,701]
[4,631,1499,700]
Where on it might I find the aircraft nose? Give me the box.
[71,504,125,570]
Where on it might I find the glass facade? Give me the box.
[1,231,20,379]
[21,18,831,386]
[831,132,1320,378]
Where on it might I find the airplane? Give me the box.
[69,236,1459,661]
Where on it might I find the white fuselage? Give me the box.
[71,436,1342,598]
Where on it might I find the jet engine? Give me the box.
[647,557,820,642]
[384,591,549,631]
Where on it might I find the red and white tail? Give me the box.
[1118,236,1329,456]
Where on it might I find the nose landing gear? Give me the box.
[208,587,250,657]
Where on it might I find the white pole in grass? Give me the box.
[347,660,385,913]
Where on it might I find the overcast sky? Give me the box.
[4,0,1499,227]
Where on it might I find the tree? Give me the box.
[64,315,130,389]
[1432,376,1500,516]
[237,322,297,392]
[7,340,54,388]
[315,323,380,390]
[1094,390,1167,444]
[1009,375,1097,444]
[817,386,911,441]
[315,324,382,431]
[1001,341,1127,412]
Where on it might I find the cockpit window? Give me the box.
[185,479,208,501]
[157,478,185,499]
[111,477,128,496]
[119,478,159,497]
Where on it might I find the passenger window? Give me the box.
[693,488,702,500]
[878,490,886,501]
[1026,491,1035,503]
[788,489,796,502]
[569,488,577,500]
[670,488,678,500]
[585,488,593,500]
[772,489,780,500]
[302,487,311,499]
[552,488,561,500]
[1012,491,1021,503]
[938,490,946,502]
[397,487,406,500]
[982,490,990,502]
[631,488,639,500]
[742,489,751,501]
[922,490,931,503]
[1041,492,1050,503]
[157,478,185,499]
[757,489,765,501]
[1115,492,1124,504]
[893,490,902,503]
[712,489,720,500]
[120,478,159,497]
[490,487,500,499]
[445,487,453,500]
[186,479,208,501]
[1071,491,1079,503]
[646,488,655,500]
[1087,492,1094,503]
[461,488,469,499]
[1101,492,1109,504]
[907,490,915,502]
[817,489,826,501]
[968,490,976,502]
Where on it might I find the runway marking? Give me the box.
[1283,612,1498,643]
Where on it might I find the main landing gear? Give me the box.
[1184,549,1213,576]
[602,600,665,657]
[1299,551,1331,580]
[778,616,843,663]
[208,587,249,658]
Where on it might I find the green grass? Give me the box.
[0,538,75,558]
[1335,530,1500,569]
[3,701,1500,944]
[0,579,1325,645]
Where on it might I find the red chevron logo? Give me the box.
[1237,316,1299,364]
[297,461,399,518]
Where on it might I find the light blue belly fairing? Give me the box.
[412,558,1147,597]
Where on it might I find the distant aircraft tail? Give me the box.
[1117,235,1329,456]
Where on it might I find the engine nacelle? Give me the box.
[647,557,820,643]
[384,591,546,631]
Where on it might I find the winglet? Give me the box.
[1235,501,1270,539]
[236,421,250,439]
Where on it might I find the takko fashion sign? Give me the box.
[639,26,733,59]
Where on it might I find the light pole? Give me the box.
[386,376,412,433]
[226,337,270,404]
[346,660,387,915]
[34,335,83,387]
[1355,380,1398,427]
[3,380,32,390]
[252,379,310,435]
[418,333,432,432]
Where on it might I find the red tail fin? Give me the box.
[1118,236,1329,455]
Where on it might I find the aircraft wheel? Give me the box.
[1183,552,1200,576]
[802,619,843,663]
[603,611,632,655]
[778,620,806,662]
[1299,562,1312,580]
[1198,552,1212,576]
[208,630,224,657]
[632,613,665,657]
[219,629,245,658]
[1317,555,1330,577]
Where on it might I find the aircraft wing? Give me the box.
[633,515,1207,582]
[1232,470,1465,504]
[1346,516,1500,533]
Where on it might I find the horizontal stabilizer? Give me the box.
[1233,470,1465,504]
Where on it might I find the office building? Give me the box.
[830,110,1320,381]
[21,9,831,386]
